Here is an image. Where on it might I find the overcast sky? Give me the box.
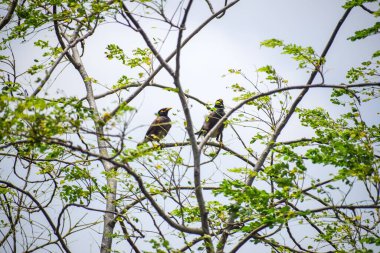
[3,0,380,252]
[10,0,379,130]
[78,0,379,137]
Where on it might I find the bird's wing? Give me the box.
[144,116,171,140]
[199,111,220,133]
[145,117,161,137]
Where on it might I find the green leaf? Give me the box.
[342,0,377,9]
[372,50,380,58]
[348,22,380,41]
[260,38,283,48]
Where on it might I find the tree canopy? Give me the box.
[0,0,380,252]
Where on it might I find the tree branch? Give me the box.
[105,0,240,122]
[43,138,204,235]
[0,180,72,253]
[0,0,18,31]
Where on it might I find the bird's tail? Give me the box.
[194,130,203,139]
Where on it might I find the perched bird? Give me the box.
[140,107,172,144]
[196,99,225,142]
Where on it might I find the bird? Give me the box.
[196,99,225,142]
[140,107,172,144]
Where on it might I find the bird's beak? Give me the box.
[166,107,172,111]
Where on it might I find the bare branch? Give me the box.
[0,180,72,253]
[0,0,18,30]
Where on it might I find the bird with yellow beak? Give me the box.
[141,107,172,144]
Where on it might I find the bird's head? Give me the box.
[157,107,172,116]
[214,99,224,109]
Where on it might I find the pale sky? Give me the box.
[2,0,380,252]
